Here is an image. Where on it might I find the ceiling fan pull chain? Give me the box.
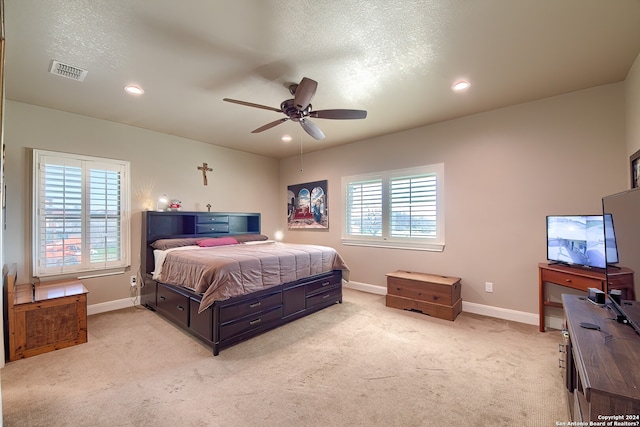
[299,134,304,172]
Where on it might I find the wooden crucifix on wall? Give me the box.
[197,162,213,186]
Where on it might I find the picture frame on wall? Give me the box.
[287,180,328,229]
[632,149,640,189]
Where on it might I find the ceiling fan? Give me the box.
[223,77,367,140]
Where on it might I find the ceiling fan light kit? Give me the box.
[223,77,367,140]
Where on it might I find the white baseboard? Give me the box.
[88,298,138,316]
[345,281,548,327]
[461,301,538,326]
[344,281,387,295]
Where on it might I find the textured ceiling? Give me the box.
[4,0,640,158]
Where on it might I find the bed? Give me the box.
[140,210,349,355]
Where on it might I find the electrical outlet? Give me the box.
[130,275,137,287]
[485,282,493,293]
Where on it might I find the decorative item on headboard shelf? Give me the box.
[156,193,169,211]
[206,203,212,212]
[168,199,182,211]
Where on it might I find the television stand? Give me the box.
[538,262,634,332]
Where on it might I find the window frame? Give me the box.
[32,149,131,278]
[341,163,445,251]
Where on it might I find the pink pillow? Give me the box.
[197,237,239,247]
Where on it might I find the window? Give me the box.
[342,163,444,251]
[33,150,131,277]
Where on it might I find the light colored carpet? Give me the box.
[1,288,568,426]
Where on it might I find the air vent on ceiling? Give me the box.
[49,60,88,82]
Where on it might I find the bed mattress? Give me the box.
[153,242,350,312]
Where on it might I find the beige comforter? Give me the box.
[155,242,350,313]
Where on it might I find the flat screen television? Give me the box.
[603,188,640,336]
[546,214,618,269]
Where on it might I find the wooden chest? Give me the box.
[8,275,89,361]
[385,270,462,321]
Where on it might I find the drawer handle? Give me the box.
[321,281,330,287]
[249,302,261,308]
[558,359,565,369]
[209,227,216,231]
[558,343,566,353]
[322,294,331,299]
[250,318,261,325]
[177,305,184,311]
[564,279,572,283]
[160,296,166,301]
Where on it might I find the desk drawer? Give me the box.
[541,269,603,291]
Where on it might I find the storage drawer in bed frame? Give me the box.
[307,286,342,309]
[219,291,282,323]
[219,306,283,341]
[156,283,190,327]
[142,269,343,355]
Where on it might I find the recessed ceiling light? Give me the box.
[281,135,292,142]
[124,85,144,95]
[452,80,470,92]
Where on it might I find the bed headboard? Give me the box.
[141,211,261,276]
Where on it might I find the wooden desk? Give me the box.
[8,275,89,361]
[538,262,634,332]
[561,294,640,420]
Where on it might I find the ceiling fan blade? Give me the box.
[223,98,282,113]
[293,77,318,111]
[299,118,325,140]
[310,109,367,120]
[252,118,289,133]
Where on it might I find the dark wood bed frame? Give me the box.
[141,211,342,356]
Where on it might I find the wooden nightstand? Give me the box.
[6,266,89,362]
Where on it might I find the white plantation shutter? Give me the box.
[342,164,444,251]
[390,174,437,238]
[346,179,382,236]
[33,150,130,277]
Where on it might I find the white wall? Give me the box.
[626,52,640,156]
[3,100,280,306]
[279,83,628,323]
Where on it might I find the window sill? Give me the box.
[341,239,444,252]
[36,267,127,280]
